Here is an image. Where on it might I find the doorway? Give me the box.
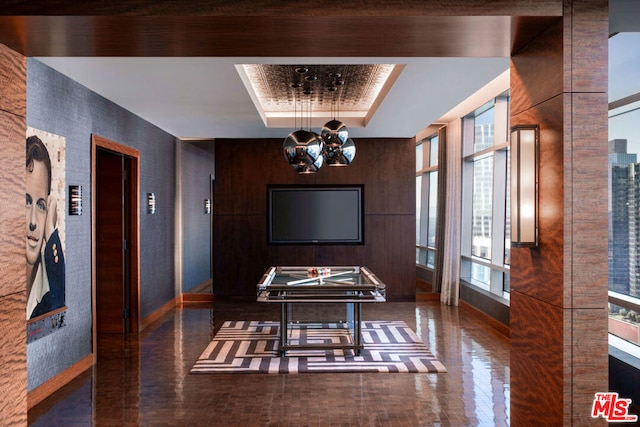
[92,135,140,344]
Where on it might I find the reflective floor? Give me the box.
[28,299,510,426]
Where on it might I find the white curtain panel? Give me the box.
[440,119,462,306]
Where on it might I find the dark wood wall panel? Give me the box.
[510,95,564,307]
[0,15,560,58]
[2,1,562,17]
[510,1,608,425]
[323,139,415,215]
[364,215,416,301]
[213,215,271,296]
[569,92,608,309]
[510,291,564,426]
[510,18,563,117]
[570,308,609,424]
[0,43,26,427]
[213,138,415,300]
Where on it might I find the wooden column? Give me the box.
[0,43,27,426]
[510,1,609,425]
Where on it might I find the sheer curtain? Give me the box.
[440,119,462,306]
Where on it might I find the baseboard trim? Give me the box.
[181,292,215,304]
[140,296,179,331]
[416,291,440,301]
[27,353,94,409]
[460,299,510,338]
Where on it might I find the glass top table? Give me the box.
[257,266,386,356]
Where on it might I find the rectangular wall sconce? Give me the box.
[147,192,156,215]
[204,199,211,214]
[69,185,82,215]
[510,124,539,248]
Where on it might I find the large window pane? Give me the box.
[416,175,422,245]
[470,262,491,289]
[609,104,640,298]
[416,135,438,270]
[608,32,640,357]
[504,151,511,267]
[472,155,494,260]
[430,136,439,167]
[461,95,509,300]
[426,250,435,269]
[427,171,438,248]
[609,33,640,103]
[474,105,495,153]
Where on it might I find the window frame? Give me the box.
[460,93,511,301]
[416,133,439,269]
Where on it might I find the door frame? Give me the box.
[91,135,140,353]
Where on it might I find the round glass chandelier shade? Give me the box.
[323,137,356,166]
[283,129,325,173]
[321,119,349,145]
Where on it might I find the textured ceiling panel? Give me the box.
[241,64,397,117]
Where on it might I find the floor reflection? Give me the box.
[29,300,510,426]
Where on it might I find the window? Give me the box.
[416,134,439,269]
[461,94,511,300]
[608,32,640,358]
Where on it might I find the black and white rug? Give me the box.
[190,320,447,374]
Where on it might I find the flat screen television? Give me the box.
[267,185,364,244]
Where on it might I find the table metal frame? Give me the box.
[257,266,386,356]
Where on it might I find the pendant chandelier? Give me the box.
[283,67,356,173]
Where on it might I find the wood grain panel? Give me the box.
[1,0,563,16]
[569,93,608,309]
[0,43,26,427]
[313,245,366,272]
[510,95,564,307]
[509,2,609,425]
[568,308,608,425]
[214,139,307,216]
[213,137,415,299]
[0,43,26,117]
[510,291,564,426]
[364,215,416,301]
[568,0,608,93]
[510,18,563,117]
[213,214,271,296]
[0,110,26,298]
[0,15,557,58]
[0,292,27,426]
[343,139,414,216]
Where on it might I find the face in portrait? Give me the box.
[26,136,52,286]
[26,135,65,320]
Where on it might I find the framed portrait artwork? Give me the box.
[26,127,67,325]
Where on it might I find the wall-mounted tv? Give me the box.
[267,185,364,245]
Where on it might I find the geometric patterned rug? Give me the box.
[190,320,447,374]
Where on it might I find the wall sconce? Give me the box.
[69,185,82,215]
[510,124,539,248]
[147,193,156,215]
[204,199,211,214]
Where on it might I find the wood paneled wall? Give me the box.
[510,1,609,424]
[2,0,562,16]
[213,138,415,301]
[0,43,27,426]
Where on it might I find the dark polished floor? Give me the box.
[28,298,510,426]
